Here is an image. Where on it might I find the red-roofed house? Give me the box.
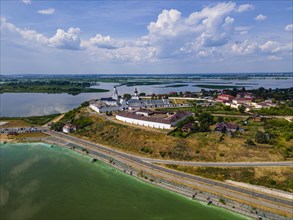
[216,94,234,103]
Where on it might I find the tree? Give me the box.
[255,131,268,144]
[198,112,214,126]
[246,139,255,146]
[50,122,64,131]
[217,116,224,123]
[238,105,246,113]
[200,122,210,132]
[123,93,132,100]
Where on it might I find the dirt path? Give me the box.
[43,114,64,127]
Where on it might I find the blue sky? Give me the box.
[1,1,292,74]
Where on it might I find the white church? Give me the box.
[89,87,171,113]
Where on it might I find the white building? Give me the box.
[116,110,193,129]
[63,124,76,133]
[89,101,123,113]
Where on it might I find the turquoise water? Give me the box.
[0,143,248,220]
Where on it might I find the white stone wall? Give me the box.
[116,115,172,129]
[90,104,102,113]
[90,104,122,113]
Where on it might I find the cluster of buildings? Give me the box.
[216,92,277,112]
[89,87,172,113]
[88,87,193,130]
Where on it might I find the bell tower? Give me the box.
[132,88,139,100]
[112,86,118,100]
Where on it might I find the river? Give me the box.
[0,143,249,220]
[0,77,292,117]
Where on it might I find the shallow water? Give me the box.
[0,143,249,220]
[1,77,292,117]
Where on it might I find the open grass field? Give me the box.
[0,120,32,128]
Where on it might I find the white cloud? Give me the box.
[259,40,280,53]
[148,9,182,37]
[37,8,55,15]
[231,40,258,55]
[143,2,248,59]
[86,34,124,49]
[234,26,251,35]
[285,24,293,31]
[22,0,31,5]
[1,17,48,44]
[237,4,254,13]
[2,1,291,65]
[1,17,81,50]
[255,14,267,21]
[49,28,81,50]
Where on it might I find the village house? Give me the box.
[252,114,265,122]
[215,122,243,134]
[62,124,76,133]
[216,94,235,103]
[236,92,253,99]
[181,122,195,133]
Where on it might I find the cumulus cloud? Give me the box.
[142,2,253,58]
[148,9,182,37]
[1,17,81,50]
[2,2,291,64]
[1,17,48,44]
[255,14,267,21]
[49,28,81,50]
[37,8,55,15]
[86,34,124,49]
[285,24,293,31]
[22,0,31,5]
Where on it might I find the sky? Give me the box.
[0,0,292,74]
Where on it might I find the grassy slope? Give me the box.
[164,165,293,192]
[67,108,284,162]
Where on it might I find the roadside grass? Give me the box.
[0,114,60,127]
[8,132,49,139]
[163,165,293,193]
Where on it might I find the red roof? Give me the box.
[219,94,234,98]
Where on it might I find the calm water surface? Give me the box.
[1,78,292,117]
[0,143,249,220]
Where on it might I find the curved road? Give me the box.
[45,130,293,210]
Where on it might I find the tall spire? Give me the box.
[132,88,139,99]
[112,86,118,100]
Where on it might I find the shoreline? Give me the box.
[0,141,251,220]
[1,136,292,220]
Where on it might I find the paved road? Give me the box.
[44,130,293,211]
[142,158,293,167]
